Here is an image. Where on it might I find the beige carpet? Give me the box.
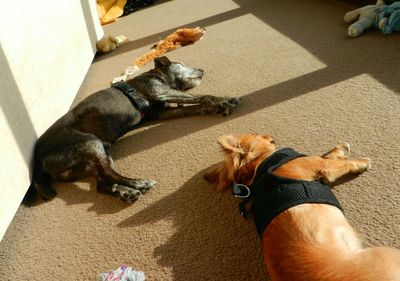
[1,0,399,280]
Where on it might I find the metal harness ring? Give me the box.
[232,183,251,199]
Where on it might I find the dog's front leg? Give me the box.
[154,90,240,116]
[197,95,241,116]
[154,90,201,103]
[150,105,204,119]
[320,158,371,183]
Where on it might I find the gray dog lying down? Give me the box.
[26,56,240,204]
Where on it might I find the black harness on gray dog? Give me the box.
[112,82,150,118]
[232,148,343,236]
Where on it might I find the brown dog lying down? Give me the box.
[205,134,400,281]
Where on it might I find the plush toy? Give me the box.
[344,0,385,37]
[96,34,130,53]
[111,27,206,84]
[377,2,400,34]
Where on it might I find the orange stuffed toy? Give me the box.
[111,27,206,84]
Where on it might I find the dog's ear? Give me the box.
[204,135,245,190]
[204,162,231,190]
[236,160,261,186]
[247,137,269,161]
[262,135,274,143]
[154,56,171,68]
[217,135,244,154]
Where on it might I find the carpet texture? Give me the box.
[1,0,399,280]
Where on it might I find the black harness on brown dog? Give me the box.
[233,148,343,236]
[112,82,150,118]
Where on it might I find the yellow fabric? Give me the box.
[96,0,127,25]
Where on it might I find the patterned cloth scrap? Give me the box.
[98,265,145,281]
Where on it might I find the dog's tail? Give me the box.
[22,182,37,206]
[22,152,56,206]
[23,153,57,206]
[21,157,41,206]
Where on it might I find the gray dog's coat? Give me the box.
[26,56,240,203]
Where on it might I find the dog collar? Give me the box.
[112,82,149,118]
[247,148,343,236]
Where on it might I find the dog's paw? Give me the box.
[322,142,351,159]
[113,179,156,203]
[360,158,372,171]
[112,184,142,203]
[226,97,241,106]
[202,96,241,116]
[342,142,350,154]
[338,142,350,158]
[131,179,157,193]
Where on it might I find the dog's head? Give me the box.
[154,56,204,91]
[204,134,276,190]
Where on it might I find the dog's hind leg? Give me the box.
[71,137,156,202]
[97,180,143,202]
[94,157,156,203]
[102,141,114,167]
[39,131,155,202]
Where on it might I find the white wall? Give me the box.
[0,0,103,240]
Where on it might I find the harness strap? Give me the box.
[254,148,306,181]
[233,148,306,219]
[112,82,149,117]
[250,148,343,236]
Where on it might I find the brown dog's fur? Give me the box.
[205,134,400,281]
